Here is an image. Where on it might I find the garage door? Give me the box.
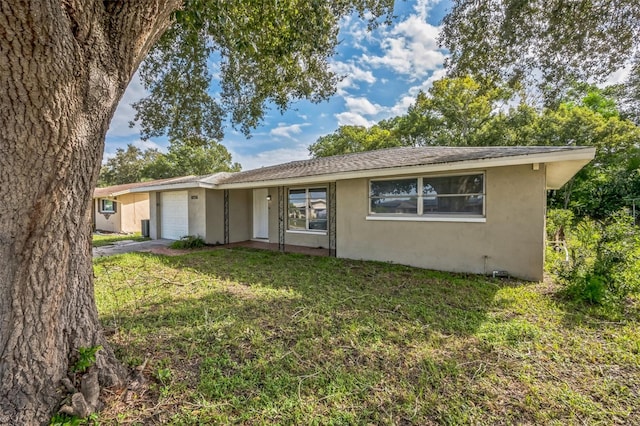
[161,191,188,240]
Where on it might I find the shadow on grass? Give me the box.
[96,249,513,350]
[94,249,530,424]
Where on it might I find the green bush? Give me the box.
[170,235,206,249]
[551,210,640,306]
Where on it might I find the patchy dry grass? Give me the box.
[93,232,149,248]
[93,249,640,425]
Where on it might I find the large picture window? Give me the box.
[288,187,327,231]
[99,199,117,213]
[370,173,484,217]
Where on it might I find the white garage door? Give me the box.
[161,191,188,240]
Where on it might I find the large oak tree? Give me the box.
[0,1,392,423]
[440,0,640,104]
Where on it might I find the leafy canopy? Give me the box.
[440,0,640,104]
[98,137,240,186]
[132,0,393,141]
[310,77,640,219]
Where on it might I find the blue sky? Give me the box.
[105,0,452,170]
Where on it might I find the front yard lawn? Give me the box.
[94,249,639,424]
[92,232,149,247]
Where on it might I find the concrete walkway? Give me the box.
[92,239,173,258]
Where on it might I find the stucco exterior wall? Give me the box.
[267,186,330,249]
[187,188,207,238]
[94,198,121,233]
[336,164,546,281]
[94,193,149,234]
[119,193,149,233]
[149,192,159,239]
[229,189,251,243]
[205,189,224,244]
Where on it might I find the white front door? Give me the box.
[253,188,269,239]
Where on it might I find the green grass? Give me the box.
[94,249,640,424]
[92,232,149,247]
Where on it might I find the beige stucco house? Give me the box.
[93,178,183,233]
[131,146,595,281]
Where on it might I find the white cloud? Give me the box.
[344,97,384,116]
[332,60,377,95]
[384,68,447,117]
[407,67,447,97]
[335,111,376,127]
[231,145,310,170]
[133,139,166,152]
[602,64,632,86]
[389,95,417,116]
[361,7,445,80]
[269,123,311,139]
[106,73,147,138]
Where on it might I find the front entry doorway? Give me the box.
[253,188,269,239]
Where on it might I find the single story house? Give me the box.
[131,146,595,281]
[92,177,183,233]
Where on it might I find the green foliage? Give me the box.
[399,76,512,147]
[133,0,393,139]
[440,0,640,104]
[98,145,162,186]
[98,138,240,186]
[308,124,402,157]
[72,345,102,373]
[552,211,640,306]
[169,235,206,249]
[311,80,640,221]
[546,209,574,242]
[309,76,514,157]
[49,413,83,426]
[50,412,98,426]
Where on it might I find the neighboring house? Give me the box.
[93,177,183,233]
[131,146,595,281]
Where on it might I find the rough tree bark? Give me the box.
[0,1,180,423]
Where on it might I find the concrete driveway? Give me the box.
[93,239,173,258]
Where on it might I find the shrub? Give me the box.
[552,210,640,306]
[170,235,206,249]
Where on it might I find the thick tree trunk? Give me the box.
[0,1,178,423]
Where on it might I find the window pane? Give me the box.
[288,187,328,231]
[288,205,306,230]
[370,196,418,214]
[101,199,115,212]
[425,195,484,215]
[309,188,326,199]
[424,174,483,195]
[371,179,417,197]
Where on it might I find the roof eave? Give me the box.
[129,181,217,192]
[218,147,597,189]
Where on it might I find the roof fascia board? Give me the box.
[129,182,217,192]
[219,148,596,189]
[93,189,132,198]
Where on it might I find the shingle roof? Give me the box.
[218,145,589,184]
[93,177,187,198]
[124,145,594,192]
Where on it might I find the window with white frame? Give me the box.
[288,187,327,231]
[369,173,484,217]
[99,199,117,213]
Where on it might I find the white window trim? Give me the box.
[286,229,328,235]
[366,215,486,223]
[287,186,328,232]
[368,172,486,218]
